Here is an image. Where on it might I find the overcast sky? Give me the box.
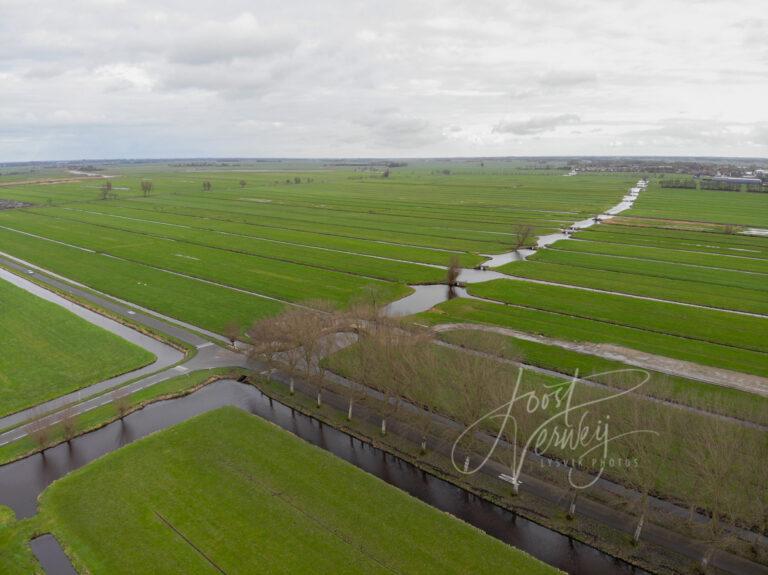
[1,0,767,161]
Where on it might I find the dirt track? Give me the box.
[433,322,768,397]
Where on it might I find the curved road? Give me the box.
[0,255,248,446]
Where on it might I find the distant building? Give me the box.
[711,176,763,185]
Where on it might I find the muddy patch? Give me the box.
[0,199,32,210]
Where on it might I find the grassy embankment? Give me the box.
[4,407,557,575]
[0,279,154,417]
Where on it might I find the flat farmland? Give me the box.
[325,338,765,509]
[0,277,154,417]
[0,227,285,333]
[45,204,485,267]
[437,329,768,425]
[0,210,445,286]
[4,170,766,386]
[0,170,635,332]
[31,407,554,575]
[496,201,768,314]
[548,237,768,274]
[420,295,768,378]
[572,225,768,257]
[467,279,768,352]
[0,179,144,205]
[498,257,768,315]
[625,182,768,227]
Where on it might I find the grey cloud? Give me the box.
[623,119,741,145]
[493,114,581,135]
[354,113,438,148]
[0,0,767,160]
[538,70,597,88]
[748,125,768,146]
[159,61,284,98]
[167,16,297,65]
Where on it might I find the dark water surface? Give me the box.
[1,380,644,574]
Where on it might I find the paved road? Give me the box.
[0,253,212,347]
[0,266,186,430]
[0,254,248,444]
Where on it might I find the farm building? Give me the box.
[711,176,763,185]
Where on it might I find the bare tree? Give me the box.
[684,412,751,571]
[222,320,240,346]
[248,306,338,403]
[99,180,113,200]
[141,180,153,197]
[60,406,79,444]
[338,375,371,422]
[26,414,52,451]
[451,347,506,469]
[446,255,460,287]
[618,397,668,544]
[512,223,535,250]
[350,285,389,323]
[112,387,132,420]
[248,314,291,367]
[406,347,445,454]
[355,324,433,435]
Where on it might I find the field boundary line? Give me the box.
[154,511,227,574]
[220,459,402,575]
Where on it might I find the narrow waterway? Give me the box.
[30,535,76,575]
[386,180,647,316]
[0,379,645,575]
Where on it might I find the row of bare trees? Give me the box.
[99,179,153,199]
[25,386,135,452]
[247,302,346,407]
[20,295,765,572]
[99,180,115,200]
[244,302,767,570]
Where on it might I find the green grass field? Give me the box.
[626,183,768,228]
[0,278,154,417]
[35,407,555,575]
[419,297,768,377]
[467,280,768,354]
[549,238,768,274]
[437,329,768,425]
[0,169,634,333]
[574,225,768,258]
[325,338,765,514]
[2,166,767,574]
[498,258,768,315]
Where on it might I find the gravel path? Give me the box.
[433,322,768,397]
